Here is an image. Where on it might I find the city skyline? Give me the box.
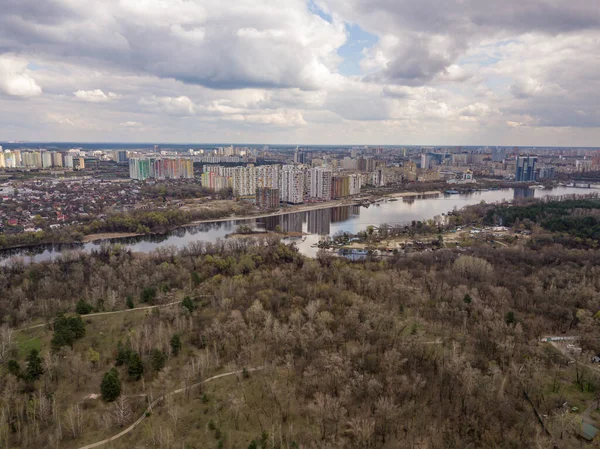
[1,1,599,146]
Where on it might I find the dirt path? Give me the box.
[16,301,183,332]
[77,367,263,449]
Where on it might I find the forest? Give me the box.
[483,196,600,246]
[1,230,600,448]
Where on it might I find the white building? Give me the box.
[348,173,362,195]
[308,167,332,201]
[52,152,63,167]
[64,154,74,168]
[281,165,305,204]
[42,152,52,168]
[256,165,280,189]
[230,166,257,197]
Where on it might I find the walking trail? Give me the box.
[16,301,183,332]
[77,367,263,449]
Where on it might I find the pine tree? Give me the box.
[170,334,181,356]
[182,296,196,313]
[101,368,121,401]
[51,315,86,352]
[115,340,131,366]
[25,349,44,381]
[7,359,21,378]
[150,348,166,372]
[75,299,93,315]
[128,352,144,380]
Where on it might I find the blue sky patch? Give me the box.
[308,0,332,23]
[337,23,378,76]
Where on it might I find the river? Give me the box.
[0,186,590,264]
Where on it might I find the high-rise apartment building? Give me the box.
[64,154,74,169]
[256,165,280,189]
[331,176,350,199]
[538,166,555,180]
[491,148,506,162]
[256,187,280,209]
[201,171,230,191]
[52,152,63,167]
[281,165,305,204]
[230,166,256,197]
[294,150,307,164]
[42,152,53,168]
[348,174,362,195]
[114,150,128,164]
[515,156,537,182]
[308,167,332,201]
[12,150,21,166]
[129,157,193,180]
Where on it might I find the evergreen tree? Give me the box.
[115,340,131,366]
[182,296,196,313]
[75,299,93,315]
[170,334,182,356]
[128,352,144,380]
[25,349,44,381]
[7,360,21,378]
[140,287,157,304]
[51,314,86,352]
[126,296,134,309]
[150,348,167,372]
[101,368,121,401]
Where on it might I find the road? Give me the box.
[77,367,263,449]
[16,300,183,332]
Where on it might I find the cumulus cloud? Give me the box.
[139,95,198,116]
[0,0,599,144]
[321,0,600,85]
[0,0,346,90]
[74,89,119,102]
[224,109,307,127]
[0,55,42,97]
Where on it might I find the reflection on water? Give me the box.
[0,186,589,264]
[513,187,535,199]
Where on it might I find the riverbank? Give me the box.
[187,190,443,226]
[81,232,143,243]
[0,186,586,265]
[387,190,441,199]
[226,231,305,239]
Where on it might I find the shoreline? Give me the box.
[187,190,443,226]
[0,191,443,253]
[81,232,143,243]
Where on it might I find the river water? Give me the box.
[0,186,589,264]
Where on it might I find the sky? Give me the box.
[0,0,599,146]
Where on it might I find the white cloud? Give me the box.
[120,121,143,127]
[0,55,42,97]
[139,95,197,115]
[0,1,599,144]
[74,89,119,102]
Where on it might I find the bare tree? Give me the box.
[345,417,375,449]
[112,396,132,427]
[63,404,83,439]
[0,324,15,363]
